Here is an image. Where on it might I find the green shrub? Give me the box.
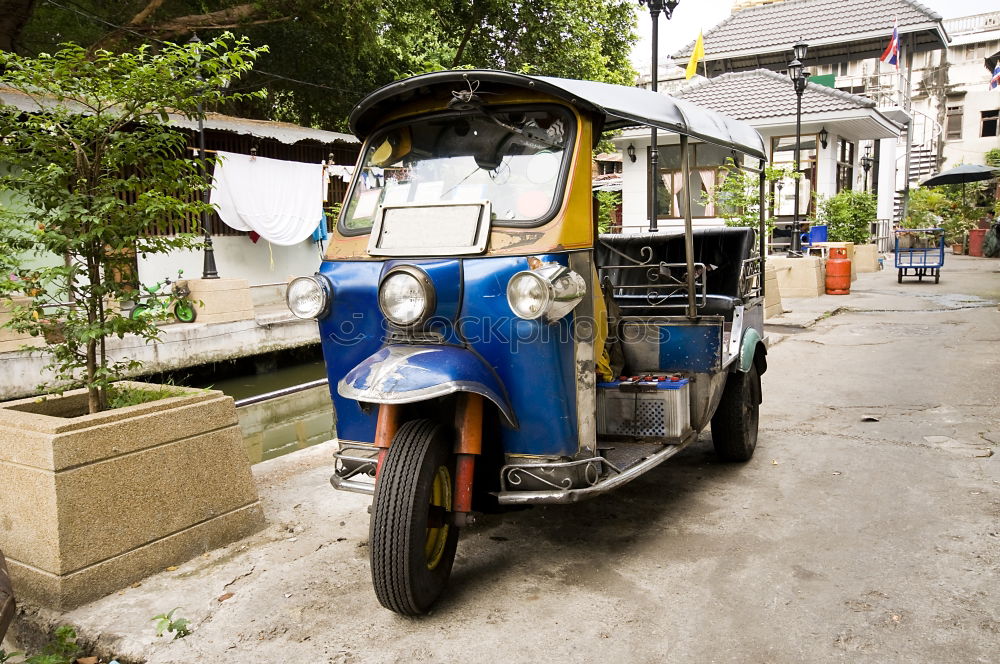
[817,190,876,244]
[596,190,621,233]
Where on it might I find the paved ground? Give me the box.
[8,255,1000,664]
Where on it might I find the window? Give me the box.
[770,135,818,216]
[649,143,732,219]
[836,139,855,193]
[946,104,963,140]
[339,105,575,233]
[982,110,999,138]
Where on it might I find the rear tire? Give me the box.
[370,419,458,615]
[711,363,760,462]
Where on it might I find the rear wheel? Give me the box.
[370,419,458,615]
[711,363,760,462]
[129,304,150,320]
[173,300,197,323]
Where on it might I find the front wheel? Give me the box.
[173,300,197,323]
[710,363,760,462]
[370,419,459,615]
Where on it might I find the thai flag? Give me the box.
[991,63,1000,90]
[880,20,900,69]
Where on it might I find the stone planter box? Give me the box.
[0,382,265,609]
[186,278,255,324]
[853,243,879,273]
[768,255,825,298]
[763,263,783,318]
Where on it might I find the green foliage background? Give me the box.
[0,35,266,412]
[13,0,639,131]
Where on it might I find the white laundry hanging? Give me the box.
[210,151,325,246]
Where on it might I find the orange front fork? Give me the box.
[373,403,400,479]
[371,395,483,524]
[453,393,484,517]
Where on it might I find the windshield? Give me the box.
[340,105,575,233]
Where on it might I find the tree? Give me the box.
[7,1,638,130]
[0,34,266,414]
[706,158,792,236]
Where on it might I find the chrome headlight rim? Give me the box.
[506,270,555,321]
[378,264,437,328]
[286,274,332,320]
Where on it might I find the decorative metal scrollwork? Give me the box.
[501,457,618,492]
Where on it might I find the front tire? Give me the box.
[710,363,760,462]
[174,301,197,323]
[370,419,459,615]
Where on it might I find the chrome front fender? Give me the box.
[337,344,517,428]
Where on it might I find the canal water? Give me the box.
[144,346,337,464]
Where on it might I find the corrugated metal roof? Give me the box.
[673,0,945,61]
[0,85,357,145]
[167,112,356,145]
[673,69,875,120]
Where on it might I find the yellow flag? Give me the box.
[685,31,704,80]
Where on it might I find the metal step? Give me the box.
[599,440,674,473]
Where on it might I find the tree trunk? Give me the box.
[451,11,480,68]
[85,253,101,414]
[0,0,37,53]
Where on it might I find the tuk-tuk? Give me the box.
[287,70,768,615]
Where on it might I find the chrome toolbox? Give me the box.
[596,376,691,439]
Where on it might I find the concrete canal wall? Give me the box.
[0,312,320,401]
[237,385,335,464]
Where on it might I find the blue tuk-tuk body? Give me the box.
[287,70,769,614]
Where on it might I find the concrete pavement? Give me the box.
[6,254,999,664]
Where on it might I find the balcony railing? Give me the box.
[832,71,911,112]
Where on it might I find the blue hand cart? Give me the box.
[894,228,945,284]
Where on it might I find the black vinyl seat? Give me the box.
[596,227,756,319]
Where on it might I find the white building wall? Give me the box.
[908,13,1000,168]
[137,236,324,288]
[877,137,898,222]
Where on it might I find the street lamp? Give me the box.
[861,144,875,192]
[787,39,810,256]
[188,33,220,279]
[639,0,680,232]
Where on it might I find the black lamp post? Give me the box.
[188,33,220,279]
[861,144,875,192]
[787,39,810,256]
[639,0,680,233]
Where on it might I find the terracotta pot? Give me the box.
[952,243,963,255]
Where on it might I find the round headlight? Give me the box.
[379,267,434,326]
[286,275,331,319]
[506,271,553,320]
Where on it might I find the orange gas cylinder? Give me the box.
[825,247,851,295]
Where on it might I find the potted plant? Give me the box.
[816,190,877,271]
[0,36,268,609]
[941,213,977,254]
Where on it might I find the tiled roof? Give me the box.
[673,0,942,60]
[672,69,874,120]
